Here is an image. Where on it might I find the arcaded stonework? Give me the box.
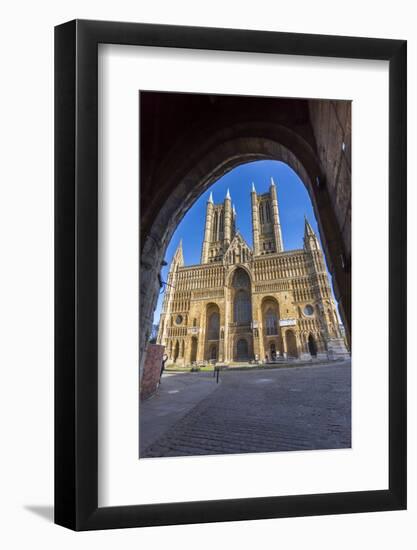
[157,179,348,364]
[139,94,352,382]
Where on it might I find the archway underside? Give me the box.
[140,134,351,376]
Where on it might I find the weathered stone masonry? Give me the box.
[157,180,348,364]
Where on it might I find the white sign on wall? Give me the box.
[280,319,297,327]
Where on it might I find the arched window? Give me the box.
[265,308,278,335]
[232,268,250,288]
[232,268,251,325]
[265,201,271,222]
[207,311,220,340]
[212,211,218,240]
[219,211,224,234]
[193,318,197,327]
[259,204,264,224]
[234,290,251,324]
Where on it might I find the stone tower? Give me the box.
[251,177,284,256]
[157,240,184,346]
[201,190,236,263]
[303,217,342,343]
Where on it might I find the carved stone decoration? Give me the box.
[157,188,349,364]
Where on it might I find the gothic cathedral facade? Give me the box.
[157,178,349,364]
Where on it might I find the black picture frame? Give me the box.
[55,19,407,531]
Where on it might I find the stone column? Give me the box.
[223,287,230,363]
[282,329,287,358]
[218,302,225,362]
[196,310,206,361]
[184,335,191,364]
[258,327,265,362]
[295,333,302,359]
[252,296,263,361]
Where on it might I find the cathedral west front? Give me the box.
[157,178,349,364]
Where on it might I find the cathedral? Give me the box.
[157,178,349,364]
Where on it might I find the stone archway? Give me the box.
[210,344,217,361]
[285,330,298,358]
[308,334,318,357]
[229,267,253,362]
[205,303,220,361]
[140,93,351,377]
[236,338,249,361]
[230,268,252,324]
[190,336,198,363]
[260,296,281,359]
[173,340,179,362]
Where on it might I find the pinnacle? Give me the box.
[208,191,213,203]
[251,182,256,193]
[175,238,184,255]
[304,216,315,235]
[226,188,231,200]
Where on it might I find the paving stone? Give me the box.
[140,361,351,458]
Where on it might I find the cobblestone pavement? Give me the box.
[139,372,220,451]
[140,361,351,458]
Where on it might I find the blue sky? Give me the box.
[153,160,335,324]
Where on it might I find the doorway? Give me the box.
[308,334,317,357]
[285,331,298,358]
[236,338,249,360]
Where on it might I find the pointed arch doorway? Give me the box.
[308,334,317,357]
[285,330,298,358]
[173,341,179,362]
[236,338,249,361]
[230,267,253,362]
[205,303,220,361]
[190,337,198,363]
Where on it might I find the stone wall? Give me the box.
[308,100,351,260]
[308,100,351,335]
[140,344,165,401]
